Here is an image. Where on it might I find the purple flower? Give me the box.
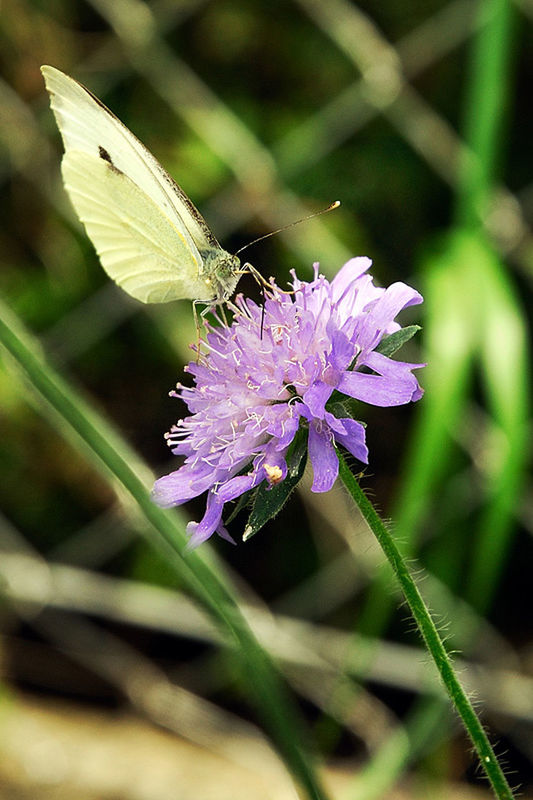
[152,257,424,547]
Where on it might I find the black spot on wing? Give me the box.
[99,145,112,164]
[99,145,122,175]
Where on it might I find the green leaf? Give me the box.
[375,325,421,358]
[243,426,308,541]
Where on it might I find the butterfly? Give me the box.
[41,65,242,305]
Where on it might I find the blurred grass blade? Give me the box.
[357,232,478,636]
[0,296,329,800]
[349,699,447,800]
[463,235,529,611]
[452,0,528,613]
[455,0,515,229]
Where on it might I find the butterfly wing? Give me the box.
[41,65,237,303]
[41,65,220,251]
[62,150,214,303]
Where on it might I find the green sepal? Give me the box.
[243,425,308,541]
[224,482,254,525]
[375,325,421,358]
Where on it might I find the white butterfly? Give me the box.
[41,65,242,304]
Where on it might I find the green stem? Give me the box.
[338,452,515,800]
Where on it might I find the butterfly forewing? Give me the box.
[42,65,242,304]
[62,150,214,303]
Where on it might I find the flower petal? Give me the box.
[328,414,369,463]
[153,254,424,545]
[308,420,339,493]
[215,521,236,545]
[186,490,225,548]
[363,351,425,400]
[363,350,425,376]
[331,257,372,300]
[272,413,299,449]
[338,368,421,407]
[372,282,423,323]
[303,380,334,418]
[152,463,215,507]
[329,328,355,371]
[217,472,259,503]
[260,446,288,486]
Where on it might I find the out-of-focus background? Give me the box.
[0,0,532,798]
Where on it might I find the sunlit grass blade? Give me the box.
[348,699,448,800]
[463,235,529,611]
[454,0,515,230]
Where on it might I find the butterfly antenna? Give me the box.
[260,282,266,338]
[235,200,340,258]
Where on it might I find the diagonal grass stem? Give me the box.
[0,297,329,800]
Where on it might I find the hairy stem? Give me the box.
[338,452,515,800]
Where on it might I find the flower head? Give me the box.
[152,258,424,547]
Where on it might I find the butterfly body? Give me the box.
[41,65,242,304]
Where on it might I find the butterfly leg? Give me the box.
[242,262,296,297]
[192,300,206,364]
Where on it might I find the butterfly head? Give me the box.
[202,250,242,304]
